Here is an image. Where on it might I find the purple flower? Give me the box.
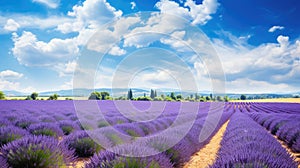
[0,118,11,128]
[0,125,29,147]
[0,155,8,168]
[58,120,81,135]
[1,135,76,167]
[28,123,64,138]
[38,115,56,123]
[14,116,38,129]
[61,131,103,157]
[85,144,173,168]
[210,112,298,168]
[114,123,146,137]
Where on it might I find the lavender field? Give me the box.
[0,100,299,168]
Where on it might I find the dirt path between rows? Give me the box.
[273,135,300,168]
[182,120,229,168]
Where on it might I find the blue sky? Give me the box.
[0,0,299,94]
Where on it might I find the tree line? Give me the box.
[88,89,232,102]
[0,91,69,100]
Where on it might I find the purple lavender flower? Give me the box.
[85,144,173,168]
[114,123,146,137]
[0,125,29,147]
[0,118,11,128]
[292,135,300,152]
[61,131,103,157]
[0,155,8,168]
[1,135,76,168]
[28,123,64,138]
[38,115,56,123]
[58,120,81,135]
[84,150,116,168]
[14,116,38,129]
[210,112,297,168]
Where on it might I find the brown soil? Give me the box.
[182,121,229,168]
[273,135,300,168]
[70,158,90,168]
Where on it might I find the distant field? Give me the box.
[232,98,300,103]
[5,96,75,100]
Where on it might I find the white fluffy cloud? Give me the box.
[0,79,20,91]
[57,61,78,77]
[0,70,23,79]
[108,46,127,56]
[12,31,78,66]
[212,31,300,92]
[87,16,141,52]
[155,0,219,25]
[0,15,73,34]
[0,70,24,92]
[4,19,20,31]
[130,2,136,9]
[32,0,60,8]
[268,25,284,33]
[226,78,294,94]
[57,0,122,33]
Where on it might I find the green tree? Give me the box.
[48,94,58,100]
[154,90,157,97]
[176,95,182,100]
[100,92,110,100]
[30,92,39,100]
[150,89,155,99]
[216,96,223,102]
[240,94,247,100]
[88,92,100,100]
[0,91,5,100]
[127,89,133,100]
[136,96,151,101]
[164,96,173,101]
[205,96,210,101]
[224,96,229,102]
[195,93,200,100]
[170,92,176,100]
[25,96,32,100]
[210,93,213,100]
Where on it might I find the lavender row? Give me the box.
[84,103,233,167]
[250,112,300,153]
[0,100,232,167]
[210,112,297,168]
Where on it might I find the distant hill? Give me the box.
[3,88,297,99]
[2,90,30,97]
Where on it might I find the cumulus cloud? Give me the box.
[87,16,140,52]
[268,25,284,33]
[0,15,73,34]
[108,46,127,56]
[0,79,20,91]
[130,2,136,9]
[212,31,300,92]
[57,0,122,33]
[155,0,219,25]
[32,0,60,8]
[0,70,23,79]
[0,70,24,91]
[12,31,78,66]
[129,70,179,89]
[4,19,20,31]
[57,61,78,77]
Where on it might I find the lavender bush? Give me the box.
[61,131,103,157]
[28,123,64,138]
[1,135,76,168]
[0,126,29,147]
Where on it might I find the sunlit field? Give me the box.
[0,100,299,167]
